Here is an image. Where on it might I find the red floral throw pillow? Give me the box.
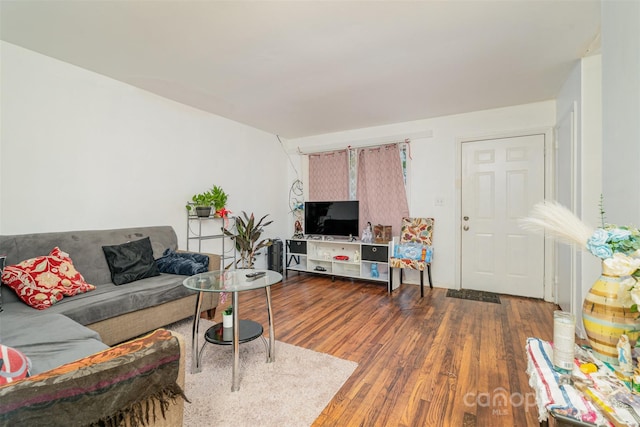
[47,247,95,296]
[1,247,95,310]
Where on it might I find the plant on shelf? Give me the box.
[224,211,273,269]
[211,185,228,212]
[222,305,233,328]
[186,185,229,218]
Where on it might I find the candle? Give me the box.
[553,311,576,373]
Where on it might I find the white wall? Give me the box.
[601,0,640,224]
[555,61,581,315]
[0,42,289,266]
[286,101,556,291]
[554,54,603,336]
[581,55,603,233]
[580,54,603,338]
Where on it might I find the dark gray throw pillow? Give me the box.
[155,248,209,276]
[102,237,160,285]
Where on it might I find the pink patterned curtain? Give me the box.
[357,144,409,236]
[308,149,349,201]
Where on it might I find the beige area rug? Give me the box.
[166,318,358,427]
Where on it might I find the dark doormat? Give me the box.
[446,288,501,304]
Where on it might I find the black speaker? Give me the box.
[268,239,283,273]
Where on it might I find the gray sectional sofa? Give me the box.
[0,225,219,426]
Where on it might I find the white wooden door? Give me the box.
[461,135,545,298]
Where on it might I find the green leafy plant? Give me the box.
[186,185,228,210]
[223,305,232,315]
[211,185,228,211]
[224,211,273,269]
[188,191,215,208]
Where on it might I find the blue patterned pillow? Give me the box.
[394,243,432,262]
[155,249,209,276]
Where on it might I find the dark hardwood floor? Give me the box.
[231,273,558,427]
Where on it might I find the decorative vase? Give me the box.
[582,263,640,364]
[222,313,233,328]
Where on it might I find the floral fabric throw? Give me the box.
[0,329,185,426]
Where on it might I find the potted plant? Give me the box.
[189,190,215,217]
[186,185,229,218]
[224,211,273,269]
[211,185,228,211]
[222,305,233,328]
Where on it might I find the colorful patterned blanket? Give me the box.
[526,337,639,426]
[0,329,186,427]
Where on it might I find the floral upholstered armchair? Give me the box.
[389,217,434,297]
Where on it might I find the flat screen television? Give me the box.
[304,201,359,237]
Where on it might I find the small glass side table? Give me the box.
[183,269,282,391]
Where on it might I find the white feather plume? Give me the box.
[519,201,594,249]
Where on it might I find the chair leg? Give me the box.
[399,269,403,285]
[427,264,433,288]
[388,267,393,293]
[420,270,424,298]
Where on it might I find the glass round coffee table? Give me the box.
[183,269,283,391]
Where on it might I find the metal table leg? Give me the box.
[191,291,204,374]
[266,285,275,362]
[232,290,240,391]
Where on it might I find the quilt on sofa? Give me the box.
[0,329,185,427]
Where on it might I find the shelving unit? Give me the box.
[186,214,236,270]
[285,238,391,291]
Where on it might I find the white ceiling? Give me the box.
[1,1,601,139]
